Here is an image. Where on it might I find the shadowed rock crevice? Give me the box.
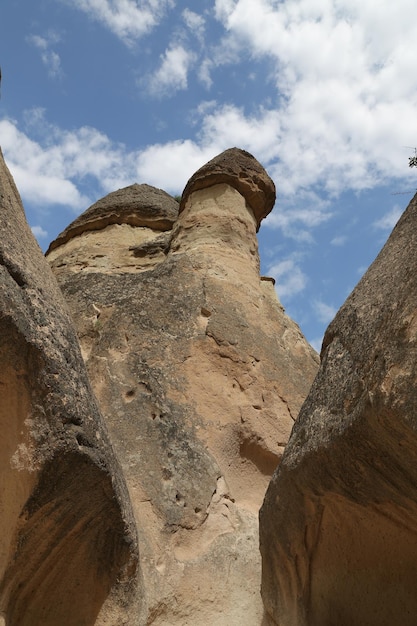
[261,404,417,625]
[0,322,36,592]
[0,252,27,288]
[308,495,417,626]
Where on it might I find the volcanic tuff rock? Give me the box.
[47,148,319,625]
[0,148,139,626]
[260,192,417,626]
[47,183,178,254]
[180,147,276,230]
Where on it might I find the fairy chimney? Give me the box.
[47,148,319,625]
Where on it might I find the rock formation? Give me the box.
[47,148,319,625]
[260,192,417,626]
[0,148,139,626]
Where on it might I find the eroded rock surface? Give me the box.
[260,192,417,626]
[47,149,319,625]
[0,148,139,625]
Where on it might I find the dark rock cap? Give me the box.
[179,148,276,230]
[47,183,179,254]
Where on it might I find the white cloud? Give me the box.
[182,9,205,42]
[373,205,403,230]
[31,225,48,239]
[0,115,130,209]
[70,0,174,46]
[0,119,86,207]
[313,299,337,324]
[147,45,195,96]
[331,235,347,246]
[11,163,87,208]
[211,0,417,196]
[27,32,62,78]
[198,58,213,88]
[264,202,332,241]
[200,104,281,162]
[268,258,307,299]
[135,140,215,191]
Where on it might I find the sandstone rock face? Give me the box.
[47,150,319,625]
[260,192,417,626]
[0,148,139,626]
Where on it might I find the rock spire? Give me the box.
[180,147,276,230]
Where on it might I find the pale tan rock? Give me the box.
[48,151,318,625]
[260,192,417,626]
[0,148,139,625]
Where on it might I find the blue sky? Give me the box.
[1,0,417,350]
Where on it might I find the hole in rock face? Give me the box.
[162,468,172,481]
[175,493,186,507]
[75,432,93,448]
[125,389,136,403]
